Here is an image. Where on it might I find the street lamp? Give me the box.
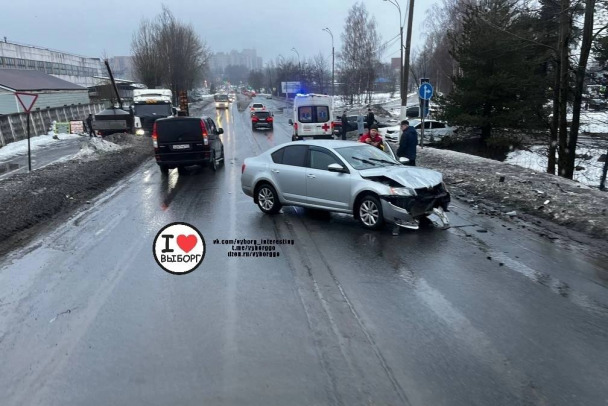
[323,27,335,97]
[291,47,300,67]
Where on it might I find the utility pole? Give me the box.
[384,0,407,120]
[292,47,301,93]
[402,0,415,120]
[323,28,335,97]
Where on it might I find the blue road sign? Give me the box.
[419,83,433,100]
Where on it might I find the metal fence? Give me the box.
[0,103,105,148]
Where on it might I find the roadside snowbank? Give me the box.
[506,146,606,187]
[578,111,608,134]
[53,136,124,164]
[0,135,152,253]
[0,133,81,161]
[416,146,608,240]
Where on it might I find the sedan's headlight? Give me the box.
[135,129,145,136]
[389,187,416,196]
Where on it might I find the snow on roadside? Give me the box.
[0,133,82,161]
[580,111,608,134]
[506,146,606,188]
[56,137,124,163]
[416,146,608,240]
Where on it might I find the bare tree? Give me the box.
[338,2,381,104]
[131,6,210,97]
[131,18,166,88]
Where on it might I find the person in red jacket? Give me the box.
[359,125,383,149]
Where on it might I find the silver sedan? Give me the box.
[241,140,450,230]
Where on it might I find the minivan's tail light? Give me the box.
[200,120,209,146]
[152,122,158,148]
[252,116,259,122]
[267,116,273,122]
[293,122,298,134]
[241,163,246,174]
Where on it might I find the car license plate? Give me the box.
[172,144,190,150]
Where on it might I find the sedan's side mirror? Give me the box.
[288,119,293,125]
[399,157,410,164]
[328,163,346,173]
[217,128,224,134]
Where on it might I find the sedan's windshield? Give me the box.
[335,145,399,170]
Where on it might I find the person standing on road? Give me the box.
[340,111,348,140]
[365,108,375,130]
[357,112,364,137]
[86,114,95,137]
[397,120,418,166]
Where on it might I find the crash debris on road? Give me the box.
[417,147,608,241]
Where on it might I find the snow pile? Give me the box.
[415,146,608,240]
[333,92,407,110]
[0,133,81,161]
[506,145,606,187]
[60,137,124,162]
[580,111,608,134]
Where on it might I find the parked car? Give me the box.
[241,140,450,230]
[384,119,456,143]
[252,111,274,131]
[152,116,225,174]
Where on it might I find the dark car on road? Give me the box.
[152,116,225,174]
[252,111,274,131]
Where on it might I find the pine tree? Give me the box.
[442,0,550,141]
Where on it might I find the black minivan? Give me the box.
[152,116,225,174]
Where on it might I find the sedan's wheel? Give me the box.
[257,184,281,214]
[211,151,217,171]
[358,195,384,230]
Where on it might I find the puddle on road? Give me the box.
[0,162,20,175]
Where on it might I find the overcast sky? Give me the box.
[3,0,438,63]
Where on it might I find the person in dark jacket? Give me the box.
[365,108,375,129]
[86,114,95,137]
[396,120,418,166]
[340,112,348,140]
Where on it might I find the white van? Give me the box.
[289,94,334,141]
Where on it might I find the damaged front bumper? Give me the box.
[381,184,451,229]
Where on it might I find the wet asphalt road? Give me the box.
[1,98,607,406]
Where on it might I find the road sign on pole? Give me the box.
[418,81,433,149]
[15,92,38,172]
[419,83,433,100]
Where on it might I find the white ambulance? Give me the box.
[289,94,334,141]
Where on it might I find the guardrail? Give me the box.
[0,103,105,148]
